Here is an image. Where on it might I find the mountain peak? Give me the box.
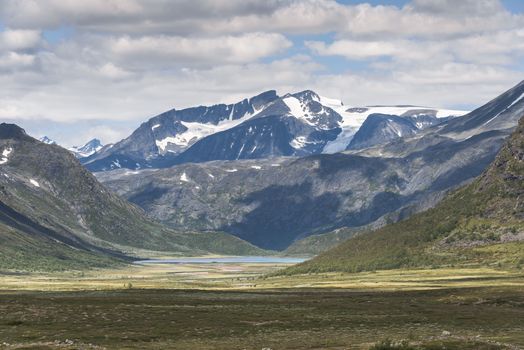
[39,136,57,145]
[84,138,102,148]
[0,123,29,141]
[284,90,320,102]
[70,138,104,158]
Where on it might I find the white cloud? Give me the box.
[0,0,522,146]
[311,64,521,108]
[306,39,443,61]
[0,52,36,70]
[106,32,292,67]
[307,27,524,66]
[78,124,130,146]
[1,0,522,39]
[98,62,132,79]
[0,29,42,51]
[342,1,524,39]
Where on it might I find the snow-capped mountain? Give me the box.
[82,89,468,171]
[69,138,104,158]
[97,80,524,251]
[322,104,467,153]
[346,114,420,150]
[39,136,57,145]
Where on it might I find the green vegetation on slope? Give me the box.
[0,124,267,272]
[284,117,524,274]
[0,223,123,272]
[283,227,359,256]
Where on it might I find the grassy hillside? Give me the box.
[0,124,266,271]
[0,222,123,272]
[284,117,524,274]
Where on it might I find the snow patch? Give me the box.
[225,168,238,173]
[320,103,469,154]
[283,96,315,126]
[290,136,315,149]
[29,179,40,187]
[152,123,161,130]
[207,173,215,179]
[180,172,189,182]
[319,95,343,107]
[0,147,13,165]
[155,106,265,152]
[435,109,469,118]
[483,91,524,126]
[322,128,357,153]
[251,165,262,170]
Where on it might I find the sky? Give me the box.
[0,0,523,147]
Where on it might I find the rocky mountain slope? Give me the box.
[284,114,524,274]
[0,124,265,271]
[347,114,420,150]
[99,80,524,251]
[83,90,465,171]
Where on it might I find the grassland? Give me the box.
[1,263,524,349]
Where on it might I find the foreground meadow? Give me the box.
[0,262,523,349]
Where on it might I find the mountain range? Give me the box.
[39,136,105,158]
[98,81,524,250]
[3,80,523,269]
[80,90,467,171]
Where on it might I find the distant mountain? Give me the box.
[99,80,523,251]
[83,90,280,171]
[39,136,56,145]
[69,138,104,158]
[38,136,105,159]
[346,114,419,150]
[82,90,466,171]
[0,124,265,271]
[285,114,524,274]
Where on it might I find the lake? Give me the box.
[135,256,307,265]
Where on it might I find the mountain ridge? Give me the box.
[0,124,267,271]
[98,81,523,251]
[82,89,466,171]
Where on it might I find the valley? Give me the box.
[2,2,524,349]
[1,79,523,349]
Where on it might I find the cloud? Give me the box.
[106,32,292,68]
[407,0,504,17]
[0,52,36,70]
[306,39,443,61]
[307,27,524,65]
[0,0,523,147]
[0,29,42,51]
[2,0,522,39]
